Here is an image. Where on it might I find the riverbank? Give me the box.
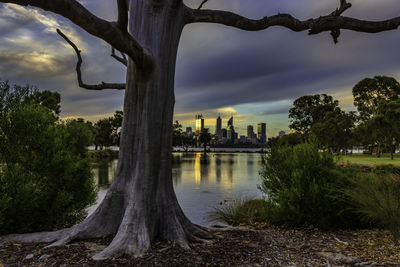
[1,227,399,266]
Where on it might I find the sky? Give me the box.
[0,0,399,137]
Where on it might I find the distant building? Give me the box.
[185,127,193,136]
[257,123,267,144]
[279,131,286,137]
[195,114,204,134]
[221,128,227,138]
[247,125,255,139]
[226,116,236,143]
[215,116,222,136]
[239,135,246,143]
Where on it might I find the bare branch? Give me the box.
[186,2,400,43]
[117,0,128,31]
[111,47,128,66]
[57,29,126,90]
[330,0,352,16]
[0,0,152,70]
[198,0,208,10]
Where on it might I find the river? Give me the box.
[89,152,265,226]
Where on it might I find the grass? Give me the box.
[207,198,271,226]
[337,153,400,166]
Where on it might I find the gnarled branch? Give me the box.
[0,0,153,70]
[198,0,208,10]
[57,29,126,90]
[117,0,128,31]
[111,47,128,67]
[186,1,400,43]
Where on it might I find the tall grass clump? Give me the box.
[346,172,400,243]
[208,198,272,226]
[259,141,363,229]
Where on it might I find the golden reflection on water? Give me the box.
[195,153,201,185]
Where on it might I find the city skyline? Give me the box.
[0,1,399,137]
[185,113,273,138]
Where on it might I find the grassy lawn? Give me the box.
[337,153,400,166]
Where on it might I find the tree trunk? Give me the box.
[0,0,212,260]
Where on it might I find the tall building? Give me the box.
[247,125,254,139]
[257,123,266,144]
[226,116,236,143]
[215,116,222,136]
[195,114,204,133]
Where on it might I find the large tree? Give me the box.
[353,76,400,120]
[289,94,339,135]
[1,0,400,260]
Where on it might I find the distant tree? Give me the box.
[0,80,61,116]
[359,100,400,159]
[110,110,123,146]
[172,120,183,147]
[64,118,95,155]
[199,128,212,157]
[94,118,114,150]
[353,76,400,120]
[289,94,339,136]
[311,108,356,153]
[0,86,96,234]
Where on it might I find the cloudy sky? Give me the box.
[0,0,399,137]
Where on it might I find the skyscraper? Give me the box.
[257,123,266,144]
[195,114,204,133]
[215,116,222,136]
[226,116,236,143]
[247,125,254,139]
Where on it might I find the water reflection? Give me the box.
[91,152,264,225]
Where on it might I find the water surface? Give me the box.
[90,152,264,225]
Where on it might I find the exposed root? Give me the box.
[0,228,69,246]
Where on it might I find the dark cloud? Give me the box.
[0,0,399,135]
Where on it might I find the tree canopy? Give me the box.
[353,76,400,120]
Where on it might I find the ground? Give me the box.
[338,153,400,166]
[1,227,399,266]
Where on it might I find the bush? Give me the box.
[0,104,97,234]
[346,173,400,243]
[208,198,272,226]
[259,141,364,229]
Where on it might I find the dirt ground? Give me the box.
[1,227,399,266]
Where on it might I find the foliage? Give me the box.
[94,118,114,149]
[346,173,400,243]
[355,99,400,158]
[353,76,400,120]
[24,89,61,117]
[173,120,183,146]
[208,198,272,226]
[93,110,123,149]
[278,132,303,147]
[0,80,61,116]
[289,94,339,135]
[0,83,97,234]
[311,108,356,153]
[259,141,364,229]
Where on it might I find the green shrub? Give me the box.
[259,141,364,229]
[346,173,400,243]
[208,198,272,226]
[0,104,97,234]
